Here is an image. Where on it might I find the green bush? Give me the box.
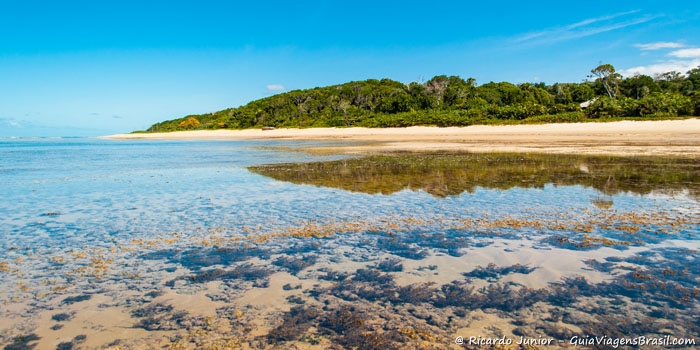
[636,93,692,117]
[586,97,625,118]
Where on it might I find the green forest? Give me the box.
[145,64,700,132]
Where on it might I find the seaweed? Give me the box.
[547,276,599,307]
[396,283,436,304]
[264,302,429,349]
[3,333,39,350]
[51,313,73,322]
[320,268,398,303]
[317,269,350,282]
[575,247,700,309]
[60,294,91,305]
[267,305,320,342]
[583,259,618,273]
[481,284,548,313]
[55,341,72,349]
[352,268,394,285]
[131,303,174,318]
[272,255,317,275]
[282,283,301,291]
[144,290,164,298]
[301,244,700,346]
[134,309,190,331]
[375,237,428,260]
[318,305,403,350]
[141,245,270,271]
[432,280,476,308]
[55,335,85,350]
[366,228,478,260]
[421,230,471,257]
[286,295,305,305]
[374,258,403,272]
[166,264,272,286]
[463,263,536,280]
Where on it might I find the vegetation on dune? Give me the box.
[144,64,700,132]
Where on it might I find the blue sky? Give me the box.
[1,1,699,136]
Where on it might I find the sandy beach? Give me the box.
[106,119,700,157]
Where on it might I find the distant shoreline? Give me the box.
[104,119,700,158]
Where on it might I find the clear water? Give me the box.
[0,138,698,349]
[1,138,345,248]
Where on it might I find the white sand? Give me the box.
[104,119,700,157]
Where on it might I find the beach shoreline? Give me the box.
[104,118,700,157]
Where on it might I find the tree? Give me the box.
[656,70,694,96]
[570,83,595,102]
[552,84,573,104]
[586,96,623,118]
[178,116,201,129]
[692,91,700,116]
[145,72,696,132]
[589,64,620,99]
[425,75,449,105]
[687,67,700,92]
[377,90,413,113]
[619,74,659,99]
[637,93,692,117]
[443,76,470,108]
[655,71,687,94]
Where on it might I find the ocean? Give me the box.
[1,137,698,349]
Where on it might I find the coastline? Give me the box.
[104,118,700,157]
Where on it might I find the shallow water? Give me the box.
[0,138,698,349]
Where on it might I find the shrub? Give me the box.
[178,117,201,129]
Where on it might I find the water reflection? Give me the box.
[249,152,700,199]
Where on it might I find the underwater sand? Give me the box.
[1,139,699,349]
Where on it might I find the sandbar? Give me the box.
[105,118,700,157]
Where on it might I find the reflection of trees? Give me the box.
[250,153,699,199]
[591,175,616,209]
[591,197,614,210]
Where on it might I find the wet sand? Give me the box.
[105,118,700,157]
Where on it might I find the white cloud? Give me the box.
[266,84,286,91]
[634,41,685,50]
[622,42,700,77]
[619,59,700,77]
[669,48,700,58]
[565,10,640,30]
[514,10,655,46]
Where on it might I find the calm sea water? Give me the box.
[1,138,698,348]
[0,138,348,249]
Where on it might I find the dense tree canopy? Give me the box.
[145,64,700,132]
